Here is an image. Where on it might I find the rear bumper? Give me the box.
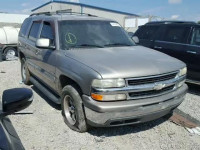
[82,84,188,127]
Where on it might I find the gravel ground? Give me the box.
[0,60,200,150]
[178,84,200,121]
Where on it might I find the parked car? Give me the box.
[133,21,200,85]
[0,27,20,60]
[0,88,33,150]
[18,12,188,132]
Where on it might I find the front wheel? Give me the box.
[61,85,88,133]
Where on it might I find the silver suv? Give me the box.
[18,12,188,132]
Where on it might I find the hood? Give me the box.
[64,46,185,79]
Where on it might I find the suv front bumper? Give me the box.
[82,84,188,127]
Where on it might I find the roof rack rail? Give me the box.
[146,21,196,25]
[30,11,54,16]
[56,10,97,17]
[30,10,97,17]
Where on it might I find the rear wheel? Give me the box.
[3,47,17,60]
[61,85,88,132]
[21,58,31,85]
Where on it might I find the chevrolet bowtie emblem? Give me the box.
[154,83,166,91]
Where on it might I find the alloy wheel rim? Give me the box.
[6,50,16,60]
[22,64,26,81]
[63,95,77,125]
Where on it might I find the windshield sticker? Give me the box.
[110,22,121,27]
[65,33,77,45]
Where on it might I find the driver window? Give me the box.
[40,21,55,46]
[191,28,200,46]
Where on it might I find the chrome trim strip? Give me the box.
[27,60,56,82]
[125,71,178,81]
[186,79,200,85]
[155,40,200,48]
[92,75,186,95]
[126,87,175,100]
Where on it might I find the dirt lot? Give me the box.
[0,60,200,150]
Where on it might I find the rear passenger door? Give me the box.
[154,25,191,62]
[135,25,160,48]
[184,27,200,81]
[26,20,42,77]
[18,18,32,66]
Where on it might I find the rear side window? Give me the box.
[135,26,159,40]
[40,22,55,45]
[19,18,31,37]
[28,22,41,41]
[190,28,200,46]
[163,26,190,43]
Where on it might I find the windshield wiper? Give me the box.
[104,43,132,47]
[70,44,104,48]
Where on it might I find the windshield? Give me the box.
[58,20,135,50]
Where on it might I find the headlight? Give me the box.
[91,93,127,101]
[92,79,125,88]
[178,67,187,77]
[175,67,187,88]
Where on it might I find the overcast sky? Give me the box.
[0,0,199,21]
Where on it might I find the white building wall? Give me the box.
[125,17,150,32]
[82,7,127,27]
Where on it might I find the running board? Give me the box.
[30,77,61,104]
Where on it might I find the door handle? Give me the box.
[187,51,197,54]
[25,45,30,50]
[154,46,162,49]
[35,49,39,55]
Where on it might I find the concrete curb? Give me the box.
[174,108,200,126]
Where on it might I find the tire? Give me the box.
[21,58,31,85]
[61,85,88,132]
[3,47,17,60]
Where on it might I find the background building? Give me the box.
[32,0,150,32]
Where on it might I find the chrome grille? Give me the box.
[129,85,175,98]
[128,72,177,86]
[126,72,178,99]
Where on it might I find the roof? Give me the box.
[146,21,196,25]
[30,13,113,22]
[32,0,139,16]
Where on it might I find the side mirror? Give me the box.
[36,38,55,49]
[132,36,139,44]
[2,88,33,116]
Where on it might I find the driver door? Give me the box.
[36,20,57,90]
